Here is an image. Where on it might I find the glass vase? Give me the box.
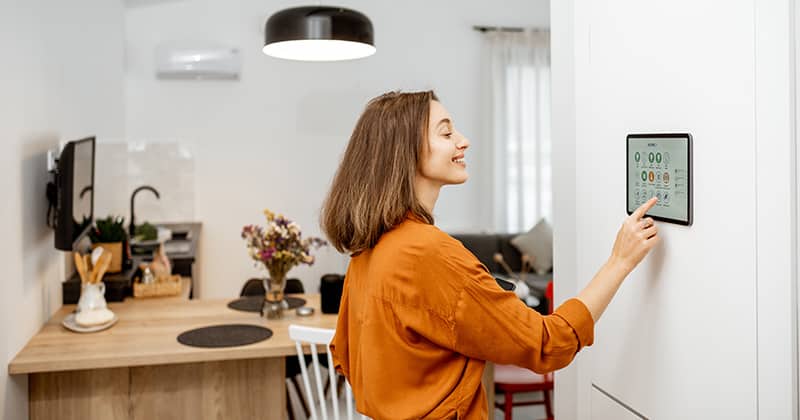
[262,269,289,319]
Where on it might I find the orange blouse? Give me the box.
[330,217,594,420]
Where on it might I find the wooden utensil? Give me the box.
[84,254,94,284]
[73,252,88,284]
[493,252,519,281]
[93,251,113,285]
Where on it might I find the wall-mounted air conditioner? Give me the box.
[155,43,241,80]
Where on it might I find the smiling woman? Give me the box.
[320,90,662,419]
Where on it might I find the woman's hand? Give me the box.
[609,197,661,273]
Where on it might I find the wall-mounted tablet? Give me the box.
[626,133,692,225]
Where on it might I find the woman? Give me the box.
[321,91,659,419]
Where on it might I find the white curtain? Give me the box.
[487,29,551,233]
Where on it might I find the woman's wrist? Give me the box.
[576,256,633,323]
[606,255,633,278]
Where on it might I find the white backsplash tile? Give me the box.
[94,140,195,228]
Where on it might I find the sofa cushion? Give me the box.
[510,219,553,275]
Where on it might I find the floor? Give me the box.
[493,391,549,420]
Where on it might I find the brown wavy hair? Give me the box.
[321,90,438,254]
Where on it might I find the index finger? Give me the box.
[632,197,658,219]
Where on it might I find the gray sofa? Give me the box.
[450,232,553,313]
[450,233,525,273]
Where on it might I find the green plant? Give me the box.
[135,222,157,241]
[89,216,127,243]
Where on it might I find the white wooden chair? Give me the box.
[288,325,368,420]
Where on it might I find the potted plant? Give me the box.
[89,216,127,273]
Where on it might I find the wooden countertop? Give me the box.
[9,294,337,375]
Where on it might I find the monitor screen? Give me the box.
[72,140,93,231]
[54,137,95,250]
[626,134,692,225]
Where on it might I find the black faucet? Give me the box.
[130,185,160,237]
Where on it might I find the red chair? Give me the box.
[494,280,555,420]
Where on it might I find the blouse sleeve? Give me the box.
[422,238,595,374]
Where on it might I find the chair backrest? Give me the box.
[545,280,554,315]
[284,278,305,294]
[240,278,264,297]
[288,325,368,420]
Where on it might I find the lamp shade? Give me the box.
[263,6,375,61]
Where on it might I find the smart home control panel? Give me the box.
[626,133,692,225]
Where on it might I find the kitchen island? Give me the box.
[9,294,336,420]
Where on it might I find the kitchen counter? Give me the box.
[11,293,333,375]
[62,222,203,304]
[10,294,337,420]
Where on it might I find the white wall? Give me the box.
[124,0,550,298]
[756,0,797,417]
[0,0,125,417]
[550,0,579,418]
[552,0,797,419]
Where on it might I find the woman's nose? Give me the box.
[456,131,470,149]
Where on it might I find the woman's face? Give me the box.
[417,100,471,187]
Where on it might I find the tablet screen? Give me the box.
[626,134,692,225]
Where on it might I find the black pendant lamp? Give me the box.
[263,6,375,61]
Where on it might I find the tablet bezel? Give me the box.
[626,133,693,226]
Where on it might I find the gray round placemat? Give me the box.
[227,296,306,312]
[177,324,273,348]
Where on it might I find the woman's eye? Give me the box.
[443,132,453,138]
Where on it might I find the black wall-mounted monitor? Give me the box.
[626,133,692,226]
[54,137,95,250]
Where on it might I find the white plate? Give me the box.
[62,312,118,333]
